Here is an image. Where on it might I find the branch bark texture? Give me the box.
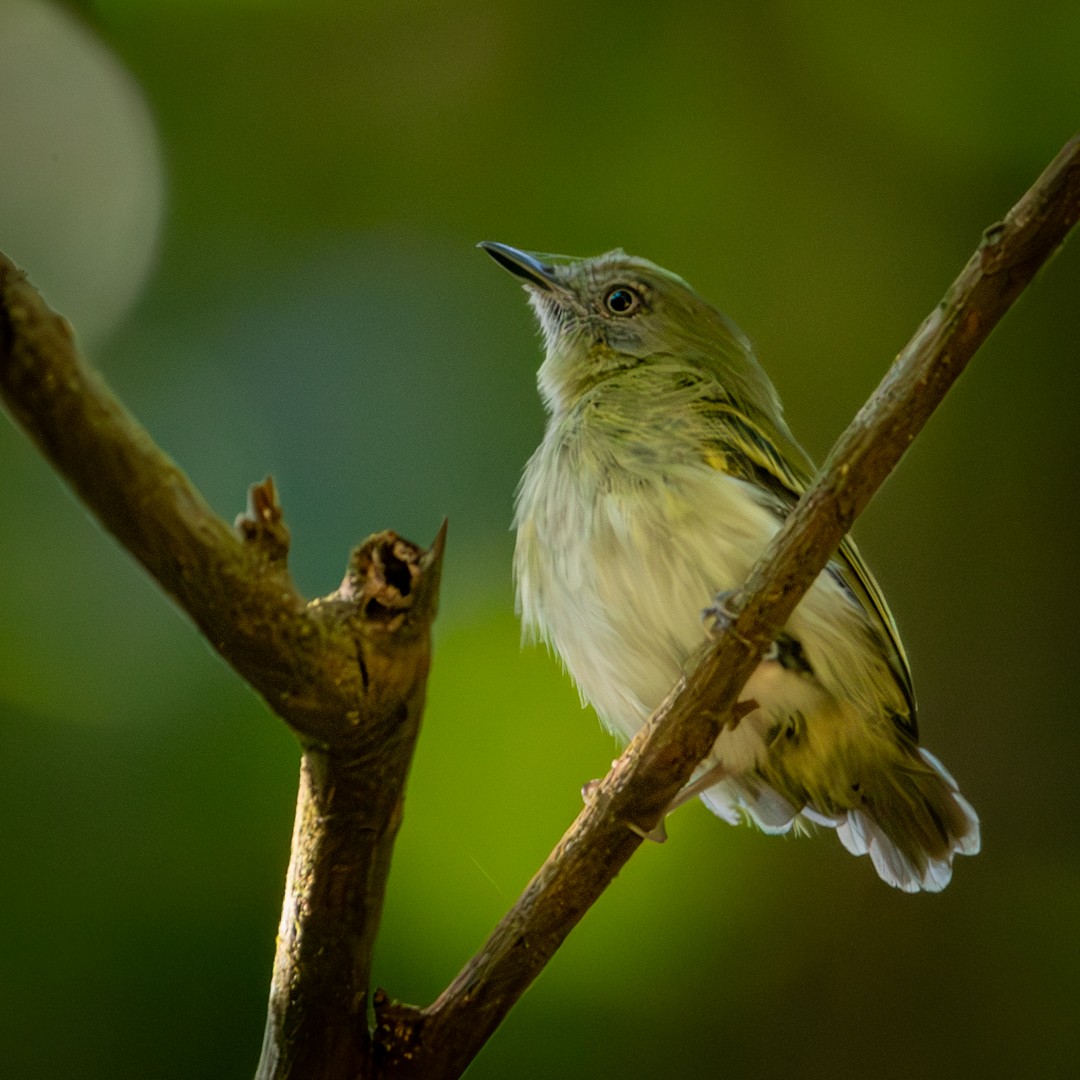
[0,259,446,1079]
[372,135,1080,1078]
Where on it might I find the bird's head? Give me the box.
[480,241,763,415]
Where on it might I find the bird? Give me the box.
[480,240,980,892]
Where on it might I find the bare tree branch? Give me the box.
[372,135,1080,1079]
[3,135,1077,1080]
[0,257,446,1080]
[256,525,445,1080]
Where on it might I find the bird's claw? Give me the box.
[702,588,739,631]
[702,588,755,649]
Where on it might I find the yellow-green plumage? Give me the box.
[483,241,979,891]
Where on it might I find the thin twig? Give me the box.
[372,135,1080,1079]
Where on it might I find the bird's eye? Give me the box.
[603,286,642,316]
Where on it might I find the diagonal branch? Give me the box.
[0,257,446,1080]
[372,135,1080,1079]
[3,134,1077,1080]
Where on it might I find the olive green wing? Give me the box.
[696,398,918,730]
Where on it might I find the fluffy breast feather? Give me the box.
[514,399,906,758]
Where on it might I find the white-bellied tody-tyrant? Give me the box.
[482,241,979,892]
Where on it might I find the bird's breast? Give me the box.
[514,421,782,740]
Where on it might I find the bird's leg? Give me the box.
[622,698,759,842]
[659,698,759,817]
[666,760,733,813]
[625,760,732,844]
[625,818,670,843]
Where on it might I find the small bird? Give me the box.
[481,241,980,892]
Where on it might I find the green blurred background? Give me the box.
[1,1,1078,1077]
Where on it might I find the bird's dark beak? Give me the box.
[478,241,560,291]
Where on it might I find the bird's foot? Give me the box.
[702,588,739,631]
[627,817,669,843]
[702,588,756,649]
[703,590,791,665]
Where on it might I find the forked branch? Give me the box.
[0,255,446,1080]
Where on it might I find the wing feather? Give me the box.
[695,397,918,730]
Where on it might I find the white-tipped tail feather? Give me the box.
[833,749,980,892]
[699,747,980,893]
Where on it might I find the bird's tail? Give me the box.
[699,747,980,892]
[831,747,980,892]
